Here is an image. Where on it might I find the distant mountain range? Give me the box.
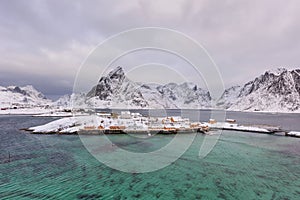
[217,68,300,112]
[0,85,51,108]
[1,67,300,112]
[84,67,300,112]
[86,66,212,109]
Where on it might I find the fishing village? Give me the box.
[25,111,300,138]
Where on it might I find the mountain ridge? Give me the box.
[218,68,300,112]
[59,66,300,112]
[0,85,51,108]
[86,66,211,109]
[4,67,298,113]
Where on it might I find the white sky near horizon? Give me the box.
[0,0,299,99]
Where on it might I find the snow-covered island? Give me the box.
[25,111,285,136]
[2,67,300,138]
[26,111,209,134]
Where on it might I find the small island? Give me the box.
[24,111,296,136]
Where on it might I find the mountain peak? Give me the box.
[108,66,124,79]
[86,66,211,108]
[219,68,300,112]
[87,66,127,100]
[21,85,35,90]
[266,67,287,76]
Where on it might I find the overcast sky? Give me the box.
[0,0,299,99]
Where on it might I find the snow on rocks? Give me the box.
[26,113,201,134]
[286,131,300,138]
[203,122,274,133]
[218,68,300,113]
[25,112,292,137]
[28,116,96,134]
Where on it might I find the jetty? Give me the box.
[203,119,281,134]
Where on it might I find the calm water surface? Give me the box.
[0,111,300,199]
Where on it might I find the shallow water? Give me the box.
[0,113,300,199]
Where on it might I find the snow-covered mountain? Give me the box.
[218,68,300,112]
[0,85,51,108]
[85,66,211,109]
[87,67,149,108]
[138,82,211,108]
[216,85,241,109]
[53,93,87,108]
[55,66,300,112]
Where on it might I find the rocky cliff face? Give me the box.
[218,68,300,112]
[88,67,126,100]
[86,67,211,109]
[87,66,149,108]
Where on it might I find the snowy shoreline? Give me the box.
[21,110,300,139]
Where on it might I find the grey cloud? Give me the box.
[0,0,299,96]
[0,70,73,99]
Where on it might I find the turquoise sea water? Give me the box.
[0,115,300,199]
